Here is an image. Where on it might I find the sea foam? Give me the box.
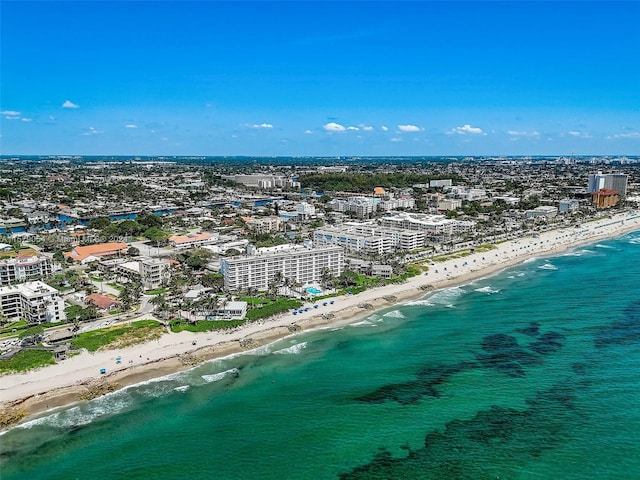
[474,286,501,294]
[201,368,240,383]
[538,263,558,270]
[273,342,308,355]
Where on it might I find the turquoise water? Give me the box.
[307,287,322,295]
[2,232,640,479]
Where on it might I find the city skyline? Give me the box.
[1,1,639,156]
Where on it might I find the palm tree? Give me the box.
[320,267,334,289]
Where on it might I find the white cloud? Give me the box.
[125,124,138,129]
[347,126,359,131]
[606,132,640,139]
[82,126,103,136]
[507,130,540,137]
[381,126,389,131]
[390,137,402,142]
[62,100,79,109]
[250,123,273,129]
[304,129,313,134]
[1,110,20,116]
[362,126,374,131]
[324,122,346,132]
[450,124,484,135]
[568,130,591,138]
[21,118,32,122]
[397,124,422,133]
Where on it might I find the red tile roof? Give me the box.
[85,293,118,310]
[64,242,127,262]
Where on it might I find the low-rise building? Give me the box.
[558,199,580,213]
[64,242,128,264]
[169,232,215,249]
[524,206,559,219]
[85,293,119,311]
[245,216,282,233]
[592,188,619,209]
[0,281,66,323]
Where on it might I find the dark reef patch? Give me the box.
[595,301,640,348]
[355,363,471,405]
[356,329,566,404]
[529,331,566,355]
[341,383,581,479]
[475,333,542,377]
[516,321,540,337]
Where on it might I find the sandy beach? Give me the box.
[2,210,639,421]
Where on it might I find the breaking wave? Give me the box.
[538,263,558,270]
[273,342,307,355]
[201,368,240,383]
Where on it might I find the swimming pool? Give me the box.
[306,287,322,295]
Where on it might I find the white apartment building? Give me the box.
[99,257,171,289]
[378,197,415,211]
[314,223,425,254]
[350,224,425,251]
[327,197,379,218]
[0,255,53,286]
[445,186,488,201]
[295,202,316,220]
[429,179,453,188]
[141,258,171,289]
[223,174,300,189]
[437,199,462,211]
[314,228,389,255]
[220,245,344,292]
[381,213,459,240]
[558,199,580,213]
[525,206,558,219]
[0,281,66,323]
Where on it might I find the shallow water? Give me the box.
[2,232,640,479]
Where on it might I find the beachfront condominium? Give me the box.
[314,224,425,255]
[0,281,66,323]
[0,254,53,286]
[380,212,475,242]
[220,244,344,292]
[588,172,629,196]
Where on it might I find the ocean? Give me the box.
[2,232,639,479]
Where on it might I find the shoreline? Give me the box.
[2,211,640,425]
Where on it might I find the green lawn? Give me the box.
[0,350,56,374]
[245,298,302,321]
[169,318,245,333]
[145,288,170,295]
[70,320,163,352]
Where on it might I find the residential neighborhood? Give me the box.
[0,155,637,366]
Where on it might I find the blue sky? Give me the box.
[1,1,639,156]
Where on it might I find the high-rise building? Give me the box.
[604,173,628,197]
[588,172,628,196]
